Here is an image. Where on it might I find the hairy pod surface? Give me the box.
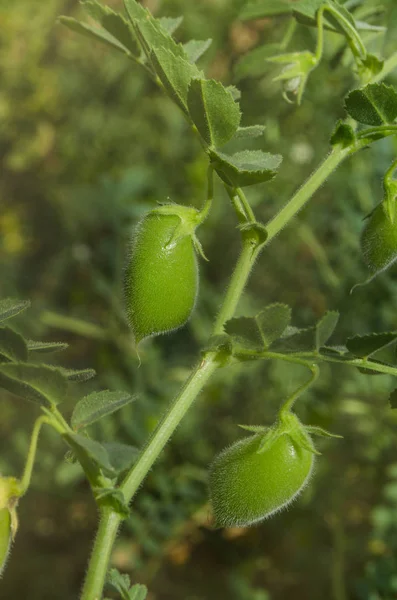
[0,508,11,576]
[361,203,397,274]
[209,431,314,528]
[124,211,198,343]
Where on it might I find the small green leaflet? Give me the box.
[123,0,186,60]
[389,388,397,409]
[183,39,212,63]
[187,78,241,148]
[256,304,292,347]
[102,442,139,473]
[210,149,282,187]
[0,327,28,363]
[224,317,264,352]
[64,433,115,476]
[345,83,397,126]
[330,121,356,148]
[149,46,200,114]
[158,16,183,36]
[82,0,139,54]
[223,304,291,353]
[26,340,69,354]
[0,298,30,323]
[346,332,397,358]
[315,311,339,350]
[58,367,96,382]
[235,125,266,139]
[0,363,69,406]
[71,390,137,431]
[107,568,148,600]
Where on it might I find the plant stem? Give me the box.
[212,239,260,335]
[280,364,319,414]
[265,147,349,243]
[80,508,121,600]
[120,356,218,501]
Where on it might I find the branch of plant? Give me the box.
[239,349,397,379]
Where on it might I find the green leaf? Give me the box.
[234,43,283,80]
[61,368,96,382]
[256,304,292,347]
[71,390,137,431]
[209,149,282,187]
[124,0,186,60]
[107,569,131,599]
[107,569,148,600]
[330,121,356,148]
[315,311,339,350]
[102,442,139,473]
[345,83,397,126]
[187,78,241,148]
[240,0,292,20]
[59,17,132,56]
[82,0,139,55]
[389,388,397,409]
[64,433,115,476]
[224,317,264,351]
[150,46,199,113]
[234,125,266,139]
[26,340,69,353]
[320,345,350,358]
[183,39,212,63]
[158,16,183,36]
[0,327,28,363]
[0,298,30,323]
[129,584,148,600]
[226,85,241,102]
[0,363,69,406]
[346,332,397,358]
[271,326,317,353]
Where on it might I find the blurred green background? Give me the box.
[1,0,397,599]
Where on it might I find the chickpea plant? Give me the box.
[1,0,397,598]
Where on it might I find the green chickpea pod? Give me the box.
[209,413,315,528]
[124,204,206,344]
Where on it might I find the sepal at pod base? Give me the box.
[124,204,206,344]
[0,476,20,576]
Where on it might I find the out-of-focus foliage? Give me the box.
[1,0,397,599]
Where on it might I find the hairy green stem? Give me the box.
[265,147,349,243]
[120,356,218,500]
[80,509,121,600]
[213,239,260,335]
